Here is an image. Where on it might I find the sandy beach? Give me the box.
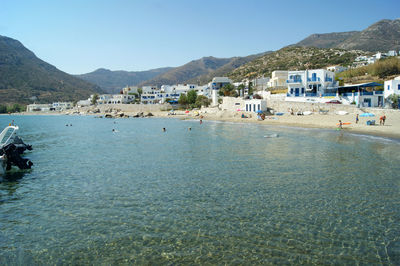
[174,109,400,140]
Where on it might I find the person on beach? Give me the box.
[356,114,359,124]
[338,120,343,129]
[382,115,386,125]
[379,116,383,125]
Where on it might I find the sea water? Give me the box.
[0,115,399,264]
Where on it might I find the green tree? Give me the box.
[0,105,7,113]
[247,82,254,96]
[237,84,245,96]
[387,94,400,109]
[91,94,99,105]
[195,95,211,108]
[7,104,23,113]
[178,93,188,106]
[220,84,235,96]
[137,88,143,96]
[187,90,197,104]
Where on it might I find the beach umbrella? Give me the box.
[359,113,375,117]
[256,110,263,114]
[185,110,189,113]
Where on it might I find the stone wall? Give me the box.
[77,104,172,113]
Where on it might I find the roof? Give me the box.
[339,82,383,89]
[212,77,231,83]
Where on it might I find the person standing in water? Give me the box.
[356,114,359,124]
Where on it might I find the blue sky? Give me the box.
[1,0,399,74]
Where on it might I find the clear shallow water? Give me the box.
[0,115,399,264]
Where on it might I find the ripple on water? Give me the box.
[0,116,399,264]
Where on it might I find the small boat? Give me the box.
[0,125,33,175]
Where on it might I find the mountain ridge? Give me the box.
[295,19,400,52]
[0,35,103,105]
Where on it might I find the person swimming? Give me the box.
[188,127,191,131]
[162,128,166,132]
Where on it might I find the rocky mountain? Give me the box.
[138,54,263,87]
[227,46,368,81]
[0,35,103,105]
[338,19,400,51]
[77,67,173,93]
[295,19,400,52]
[295,31,359,49]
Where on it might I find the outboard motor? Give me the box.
[0,143,33,171]
[12,136,33,154]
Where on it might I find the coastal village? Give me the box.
[25,50,400,138]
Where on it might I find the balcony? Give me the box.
[286,79,302,84]
[307,77,321,82]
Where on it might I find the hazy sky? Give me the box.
[1,0,399,74]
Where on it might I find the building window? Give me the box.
[398,84,400,90]
[258,104,260,110]
[388,85,390,90]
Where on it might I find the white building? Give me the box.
[384,76,400,98]
[326,65,347,73]
[97,94,135,104]
[52,102,73,111]
[267,71,288,89]
[209,77,232,106]
[141,86,160,104]
[26,104,52,112]
[286,69,338,98]
[220,97,267,113]
[251,77,270,90]
[122,86,138,95]
[244,99,267,113]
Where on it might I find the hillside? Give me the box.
[295,19,400,52]
[337,19,400,51]
[77,67,173,93]
[138,55,261,87]
[227,46,368,81]
[337,57,400,84]
[0,35,102,105]
[295,31,359,49]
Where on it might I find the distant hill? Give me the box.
[295,19,400,52]
[139,54,263,87]
[77,67,173,93]
[227,46,369,81]
[0,35,102,105]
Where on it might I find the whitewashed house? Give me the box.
[97,94,135,104]
[267,71,288,89]
[26,104,52,112]
[52,102,73,111]
[141,86,160,104]
[384,76,400,98]
[286,69,338,98]
[244,99,267,113]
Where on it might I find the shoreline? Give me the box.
[4,110,400,140]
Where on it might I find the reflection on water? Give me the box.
[0,115,399,264]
